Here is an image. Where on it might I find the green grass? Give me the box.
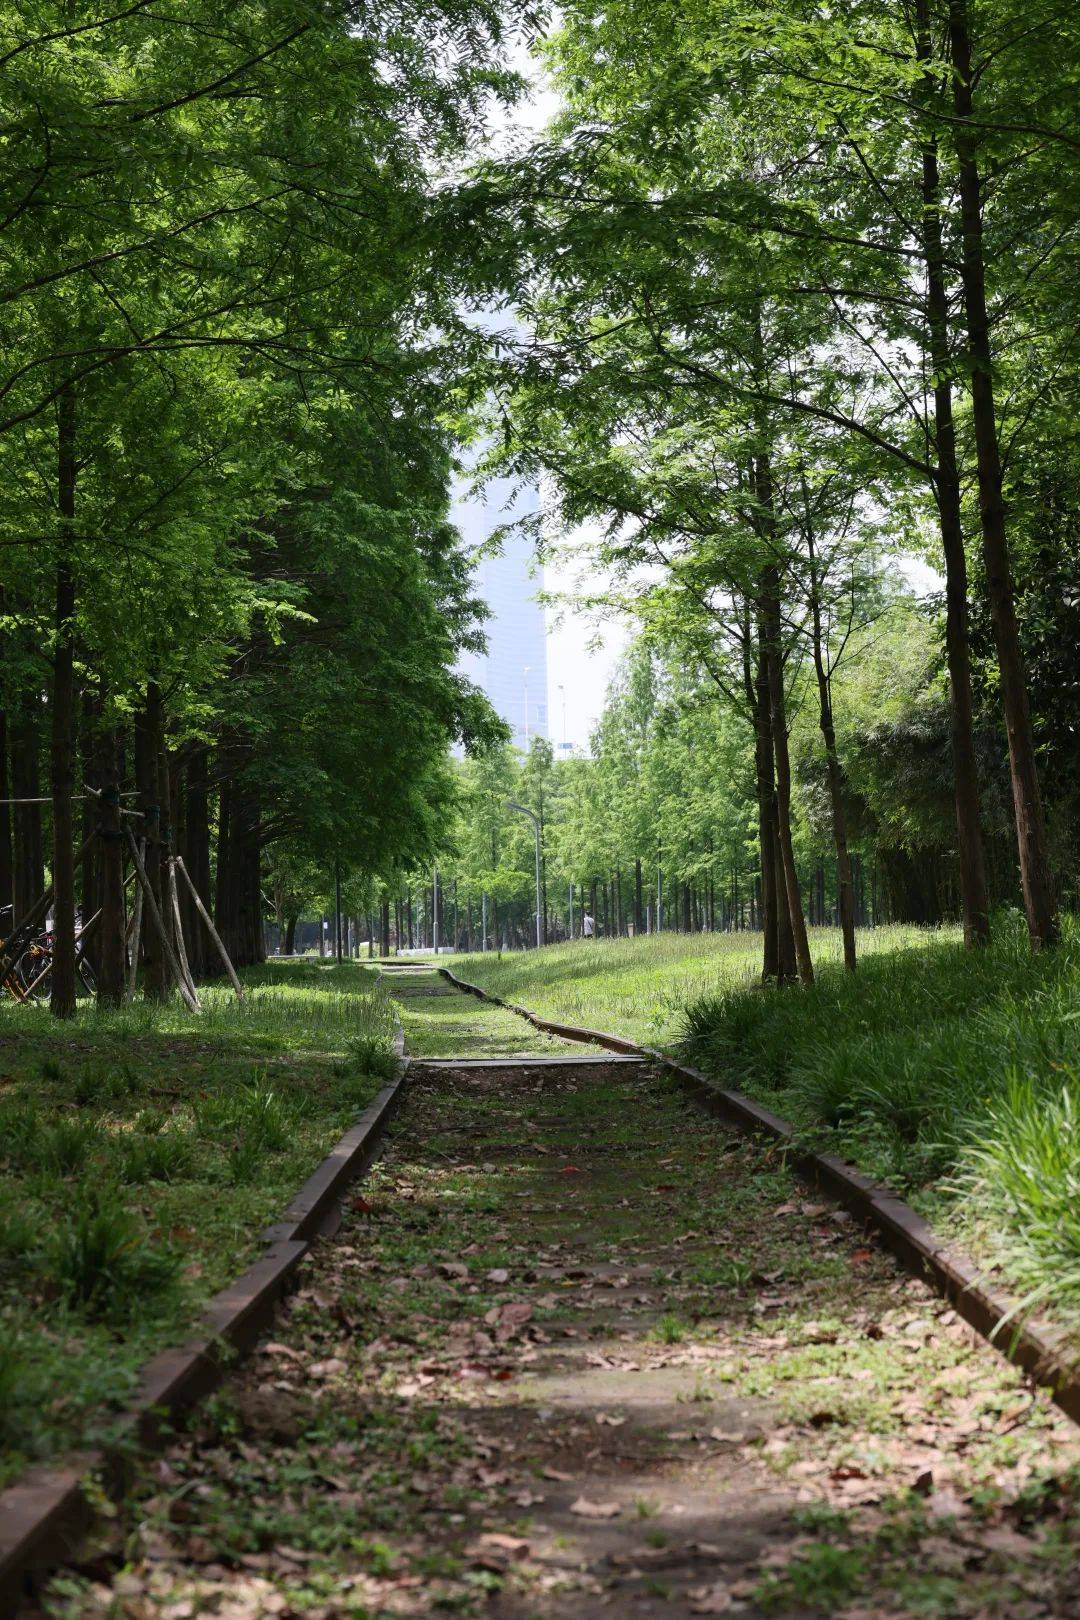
[445,925,940,1046]
[0,959,396,1485]
[446,921,1080,1343]
[388,967,605,1056]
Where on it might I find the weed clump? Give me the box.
[43,1187,180,1317]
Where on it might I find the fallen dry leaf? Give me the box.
[570,1497,621,1519]
[688,1584,733,1613]
[307,1358,347,1379]
[475,1532,530,1558]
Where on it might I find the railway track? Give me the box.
[12,969,1080,1619]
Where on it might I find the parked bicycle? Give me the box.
[11,917,98,1002]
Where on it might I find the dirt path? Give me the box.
[32,977,1079,1619]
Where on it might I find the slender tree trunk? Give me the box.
[0,698,12,924]
[806,534,857,971]
[137,686,169,999]
[913,1,992,947]
[634,858,643,936]
[50,385,78,1019]
[12,694,44,925]
[79,691,101,975]
[381,898,390,958]
[752,620,785,982]
[96,727,127,1008]
[947,0,1057,949]
[181,746,211,979]
[760,561,814,986]
[284,913,297,955]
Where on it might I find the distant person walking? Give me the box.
[582,910,595,938]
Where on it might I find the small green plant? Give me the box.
[756,1542,868,1612]
[73,1060,141,1107]
[0,1332,41,1450]
[43,1188,180,1317]
[345,1032,397,1082]
[0,1191,36,1273]
[225,1132,264,1185]
[0,1105,38,1167]
[196,1076,292,1153]
[651,1312,688,1344]
[115,1131,197,1184]
[34,1116,102,1175]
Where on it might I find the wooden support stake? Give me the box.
[123,824,199,1013]
[128,840,145,998]
[166,857,199,1006]
[175,855,244,1001]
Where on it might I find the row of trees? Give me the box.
[451,0,1079,981]
[0,1,515,1013]
[424,576,1032,955]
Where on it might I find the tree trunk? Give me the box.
[381,898,390,958]
[806,533,857,971]
[284,913,297,955]
[214,769,262,970]
[11,694,44,926]
[634,858,643,936]
[914,0,992,947]
[948,0,1057,949]
[79,691,101,975]
[136,686,169,999]
[0,699,12,925]
[760,562,813,986]
[50,385,78,1019]
[96,728,127,1008]
[181,746,212,979]
[752,623,783,982]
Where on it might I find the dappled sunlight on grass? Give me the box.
[446,925,952,1046]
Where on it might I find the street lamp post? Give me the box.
[507,801,542,949]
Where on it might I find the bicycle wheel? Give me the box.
[15,949,50,1001]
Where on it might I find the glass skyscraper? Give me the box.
[455,472,549,754]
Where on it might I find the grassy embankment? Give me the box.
[390,966,607,1057]
[0,959,396,1486]
[447,920,1080,1341]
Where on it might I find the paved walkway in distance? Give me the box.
[30,977,1080,1619]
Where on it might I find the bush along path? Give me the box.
[27,981,1079,1619]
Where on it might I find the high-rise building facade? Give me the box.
[455,474,548,754]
